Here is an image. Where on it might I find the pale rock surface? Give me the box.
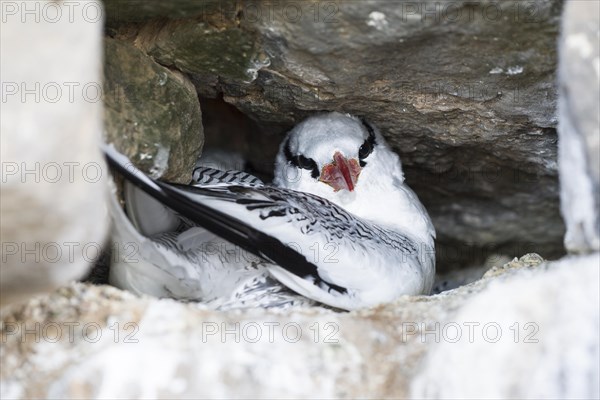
[557,0,600,253]
[5,254,598,399]
[0,0,108,306]
[411,252,600,399]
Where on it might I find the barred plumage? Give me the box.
[191,167,263,187]
[106,112,435,310]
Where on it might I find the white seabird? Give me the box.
[106,112,436,310]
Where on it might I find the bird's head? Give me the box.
[274,112,403,197]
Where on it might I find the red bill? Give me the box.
[319,151,361,192]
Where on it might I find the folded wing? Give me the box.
[104,145,426,310]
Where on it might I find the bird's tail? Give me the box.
[103,145,324,299]
[103,144,263,259]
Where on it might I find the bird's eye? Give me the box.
[358,140,373,160]
[296,155,314,170]
[283,140,319,178]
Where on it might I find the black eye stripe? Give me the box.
[359,119,377,160]
[284,140,320,179]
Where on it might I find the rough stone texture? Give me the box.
[134,18,269,84]
[103,37,203,182]
[2,253,598,398]
[557,0,600,253]
[431,254,511,293]
[103,0,217,28]
[103,0,566,269]
[0,0,108,306]
[412,252,600,399]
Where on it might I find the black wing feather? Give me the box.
[104,148,343,292]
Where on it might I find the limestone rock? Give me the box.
[4,254,598,398]
[412,252,600,399]
[104,0,566,268]
[557,0,600,253]
[103,37,203,182]
[0,0,108,306]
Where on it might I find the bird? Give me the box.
[105,112,436,311]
